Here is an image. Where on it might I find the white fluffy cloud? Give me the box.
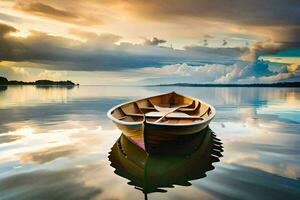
[138,61,300,84]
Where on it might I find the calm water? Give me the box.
[0,85,299,200]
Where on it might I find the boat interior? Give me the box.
[111,92,213,124]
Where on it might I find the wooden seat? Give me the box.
[146,111,203,119]
[150,102,194,112]
[167,112,202,119]
[145,112,164,117]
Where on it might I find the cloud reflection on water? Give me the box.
[0,86,299,199]
[0,167,102,200]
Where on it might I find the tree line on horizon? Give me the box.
[0,76,77,86]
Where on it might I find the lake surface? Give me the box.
[0,85,299,200]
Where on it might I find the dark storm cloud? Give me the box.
[246,39,300,59]
[0,23,163,70]
[0,23,247,71]
[185,45,249,57]
[120,0,300,50]
[121,0,300,26]
[144,37,167,46]
[8,0,300,62]
[13,0,300,28]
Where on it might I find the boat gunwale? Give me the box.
[107,91,216,127]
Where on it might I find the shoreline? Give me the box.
[149,82,300,88]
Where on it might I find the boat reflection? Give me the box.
[108,128,223,198]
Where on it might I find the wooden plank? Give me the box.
[146,111,204,120]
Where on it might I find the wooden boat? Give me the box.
[107,91,216,153]
[108,129,223,196]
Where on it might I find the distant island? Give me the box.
[152,82,300,87]
[0,76,79,86]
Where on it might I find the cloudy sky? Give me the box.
[0,0,299,85]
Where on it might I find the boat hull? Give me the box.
[113,118,212,154]
[144,120,212,154]
[113,122,145,148]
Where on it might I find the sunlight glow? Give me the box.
[261,56,300,65]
